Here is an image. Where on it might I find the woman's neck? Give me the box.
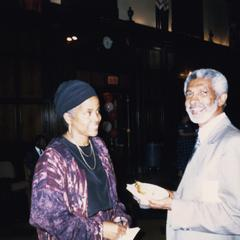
[63,132,89,146]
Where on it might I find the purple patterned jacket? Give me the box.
[29,137,131,240]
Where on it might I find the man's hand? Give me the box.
[149,190,174,210]
[149,196,173,210]
[103,221,127,240]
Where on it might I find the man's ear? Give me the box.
[218,93,227,107]
[63,112,71,125]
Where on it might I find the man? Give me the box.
[149,69,240,239]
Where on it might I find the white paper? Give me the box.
[118,227,140,240]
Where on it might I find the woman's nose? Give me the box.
[93,112,101,122]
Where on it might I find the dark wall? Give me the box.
[1,9,240,181]
[172,0,203,39]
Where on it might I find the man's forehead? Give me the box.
[187,78,212,89]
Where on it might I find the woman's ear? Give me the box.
[63,112,72,125]
[218,93,227,107]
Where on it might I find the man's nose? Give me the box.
[189,94,200,104]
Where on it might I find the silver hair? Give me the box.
[184,68,228,96]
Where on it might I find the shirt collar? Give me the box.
[35,146,43,156]
[198,112,226,144]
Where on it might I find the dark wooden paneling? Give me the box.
[0,104,17,142]
[0,57,16,97]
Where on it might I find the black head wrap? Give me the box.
[54,80,97,117]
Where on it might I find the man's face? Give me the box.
[185,78,223,127]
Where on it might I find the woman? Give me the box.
[30,80,131,240]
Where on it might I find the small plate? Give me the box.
[126,181,169,207]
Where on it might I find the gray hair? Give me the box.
[184,68,228,96]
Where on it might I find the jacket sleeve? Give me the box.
[168,134,240,235]
[29,148,103,240]
[111,199,131,226]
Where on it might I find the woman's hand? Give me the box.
[103,221,127,240]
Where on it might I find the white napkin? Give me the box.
[126,181,169,208]
[118,227,140,240]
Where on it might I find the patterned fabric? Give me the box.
[30,137,131,240]
[156,0,169,11]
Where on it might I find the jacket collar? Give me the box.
[198,113,231,144]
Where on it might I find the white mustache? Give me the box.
[186,99,218,124]
[187,105,205,112]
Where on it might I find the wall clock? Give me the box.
[102,36,113,49]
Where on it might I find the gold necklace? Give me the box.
[75,140,96,171]
[77,142,93,157]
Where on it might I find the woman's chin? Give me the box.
[89,131,98,137]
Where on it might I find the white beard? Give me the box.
[186,100,218,125]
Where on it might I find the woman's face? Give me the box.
[65,96,102,140]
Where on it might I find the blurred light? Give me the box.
[66,35,78,43]
[66,37,72,42]
[179,70,192,79]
